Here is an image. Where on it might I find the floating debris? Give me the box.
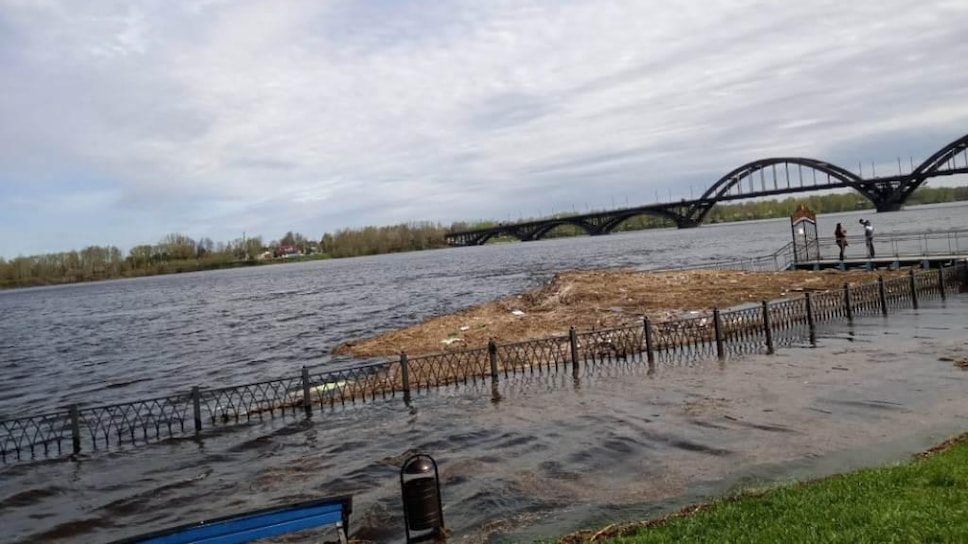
[308,381,347,395]
[336,268,908,358]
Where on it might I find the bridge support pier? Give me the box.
[676,220,700,229]
[874,201,903,213]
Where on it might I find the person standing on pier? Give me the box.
[835,223,848,261]
[859,219,875,259]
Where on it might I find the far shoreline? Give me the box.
[3,200,966,292]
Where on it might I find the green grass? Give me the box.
[600,436,968,543]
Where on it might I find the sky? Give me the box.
[1,0,967,257]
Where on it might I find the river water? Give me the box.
[1,202,968,543]
[2,202,967,417]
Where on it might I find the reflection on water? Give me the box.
[2,296,967,543]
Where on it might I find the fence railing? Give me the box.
[2,262,965,464]
[807,229,968,263]
[657,242,795,273]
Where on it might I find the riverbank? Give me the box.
[559,432,968,543]
[335,267,903,357]
[0,253,331,290]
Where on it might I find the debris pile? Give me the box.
[335,268,902,358]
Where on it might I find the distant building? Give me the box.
[274,244,302,258]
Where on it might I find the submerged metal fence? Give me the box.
[2,262,966,464]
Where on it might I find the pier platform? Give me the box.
[792,255,968,271]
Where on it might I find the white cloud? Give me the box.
[1,0,967,255]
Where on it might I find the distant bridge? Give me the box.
[446,133,968,246]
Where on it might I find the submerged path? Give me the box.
[3,294,967,543]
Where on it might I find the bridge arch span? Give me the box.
[689,157,868,224]
[913,133,968,177]
[699,158,864,202]
[597,209,685,234]
[841,133,968,210]
[529,219,598,241]
[474,231,500,245]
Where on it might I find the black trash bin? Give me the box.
[400,454,444,542]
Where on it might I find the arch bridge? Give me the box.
[446,133,968,246]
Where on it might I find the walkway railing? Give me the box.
[659,242,796,273]
[803,228,968,264]
[667,229,968,272]
[3,262,964,464]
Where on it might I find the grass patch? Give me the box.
[565,434,968,543]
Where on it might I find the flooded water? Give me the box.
[2,296,967,543]
[1,202,968,543]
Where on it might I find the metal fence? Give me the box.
[658,242,796,273]
[2,262,965,464]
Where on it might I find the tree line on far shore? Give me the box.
[0,224,453,289]
[1,185,966,289]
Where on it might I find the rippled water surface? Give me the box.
[1,203,967,543]
[3,297,968,543]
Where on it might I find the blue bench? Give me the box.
[115,496,352,544]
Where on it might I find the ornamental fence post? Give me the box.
[69,404,81,455]
[844,283,853,321]
[877,276,888,316]
[488,339,499,382]
[569,327,580,379]
[762,301,775,354]
[938,267,947,300]
[191,386,202,434]
[712,309,724,359]
[804,292,816,342]
[909,269,919,309]
[301,366,312,417]
[643,317,655,370]
[400,352,411,404]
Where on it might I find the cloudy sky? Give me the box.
[1,0,966,256]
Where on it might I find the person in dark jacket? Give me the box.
[835,223,848,261]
